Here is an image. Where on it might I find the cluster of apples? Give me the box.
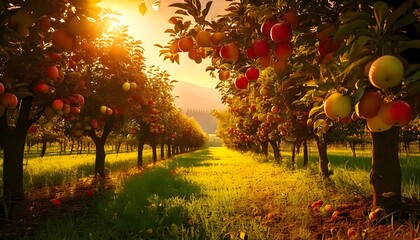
[121,81,138,92]
[50,93,85,117]
[0,82,19,115]
[323,55,412,132]
[315,23,344,64]
[148,108,165,134]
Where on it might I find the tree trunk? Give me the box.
[269,140,281,163]
[291,141,296,170]
[167,143,172,158]
[302,139,308,168]
[160,142,165,160]
[370,127,401,215]
[261,141,269,157]
[349,141,357,157]
[137,140,144,167]
[40,136,47,157]
[314,134,330,178]
[152,143,157,163]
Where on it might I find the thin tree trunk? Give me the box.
[371,127,401,215]
[269,140,281,163]
[314,134,330,178]
[291,141,296,170]
[302,139,308,168]
[160,142,165,160]
[40,136,47,157]
[167,143,172,158]
[261,141,269,157]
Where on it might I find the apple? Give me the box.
[71,107,81,114]
[378,100,412,126]
[28,126,37,134]
[177,37,194,52]
[33,83,49,93]
[245,67,259,81]
[271,105,279,113]
[258,54,271,68]
[50,198,61,206]
[235,76,248,89]
[188,49,198,60]
[170,40,181,54]
[369,55,404,89]
[38,15,51,33]
[122,82,131,91]
[282,10,300,28]
[130,82,137,90]
[52,99,64,111]
[273,59,288,73]
[355,91,383,119]
[100,105,107,114]
[260,19,277,37]
[324,204,333,212]
[196,30,211,47]
[260,86,269,96]
[324,92,352,120]
[45,65,59,80]
[366,114,393,132]
[49,53,61,61]
[274,42,293,60]
[210,32,225,45]
[73,94,85,106]
[85,189,94,197]
[218,70,230,81]
[52,29,73,52]
[106,107,113,115]
[62,104,71,114]
[270,22,292,43]
[252,39,270,57]
[91,119,99,129]
[219,42,239,62]
[245,47,257,59]
[147,99,154,106]
[1,93,18,107]
[68,59,77,71]
[347,228,356,238]
[0,82,4,95]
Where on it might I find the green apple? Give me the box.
[323,92,352,120]
[368,55,404,90]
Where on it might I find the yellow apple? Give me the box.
[323,92,352,120]
[369,55,404,90]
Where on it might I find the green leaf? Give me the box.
[386,0,414,27]
[309,105,323,118]
[335,20,368,39]
[342,55,371,76]
[396,40,420,53]
[348,35,372,61]
[389,14,417,33]
[405,69,420,83]
[373,1,390,30]
[202,1,213,18]
[353,87,365,103]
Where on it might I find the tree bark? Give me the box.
[160,142,165,160]
[269,140,281,163]
[314,134,330,178]
[167,143,172,158]
[370,127,401,215]
[261,140,269,157]
[291,141,296,170]
[302,139,308,168]
[40,136,47,157]
[137,139,145,168]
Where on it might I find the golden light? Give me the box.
[152,0,161,11]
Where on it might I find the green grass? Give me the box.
[18,146,419,240]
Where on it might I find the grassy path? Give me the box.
[17,147,419,240]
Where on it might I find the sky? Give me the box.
[97,0,232,89]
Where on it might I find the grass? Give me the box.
[12,146,419,240]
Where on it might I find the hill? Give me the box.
[171,81,225,111]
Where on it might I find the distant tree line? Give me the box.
[184,109,218,134]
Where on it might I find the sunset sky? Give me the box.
[97,0,232,89]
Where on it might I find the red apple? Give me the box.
[1,93,18,107]
[270,22,292,43]
[282,10,300,28]
[170,40,181,54]
[51,198,61,206]
[274,42,293,60]
[51,29,73,52]
[210,32,225,46]
[258,54,271,68]
[245,47,257,59]
[271,105,279,113]
[52,99,64,111]
[252,39,270,57]
[71,107,81,114]
[260,19,277,37]
[355,91,383,119]
[45,65,59,80]
[68,59,77,71]
[106,107,113,115]
[347,228,356,238]
[367,114,393,132]
[178,37,194,52]
[273,59,288,73]
[219,42,240,62]
[196,30,211,47]
[73,94,85,106]
[33,83,49,93]
[245,67,259,81]
[91,119,99,129]
[235,76,248,89]
[378,101,412,126]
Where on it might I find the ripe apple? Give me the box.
[260,19,277,37]
[218,70,230,81]
[245,47,257,59]
[52,99,64,111]
[355,91,383,119]
[122,82,131,91]
[50,198,61,206]
[273,59,288,73]
[219,42,239,62]
[282,10,300,28]
[369,55,404,89]
[210,32,225,45]
[378,100,412,126]
[258,54,271,68]
[235,76,248,89]
[91,119,99,129]
[274,42,293,60]
[323,92,352,120]
[260,86,269,96]
[324,204,333,213]
[252,39,270,57]
[347,228,356,238]
[71,107,81,114]
[270,22,292,43]
[0,82,4,95]
[49,53,61,61]
[33,83,49,93]
[196,30,211,47]
[366,114,393,132]
[177,37,194,52]
[271,105,279,113]
[52,29,73,52]
[188,49,198,60]
[130,82,137,90]
[45,65,59,80]
[85,189,94,197]
[245,67,259,81]
[106,107,113,115]
[1,93,18,107]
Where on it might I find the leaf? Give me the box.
[202,1,213,18]
[309,105,323,118]
[373,1,390,30]
[138,2,147,16]
[342,55,371,76]
[389,14,417,33]
[164,29,176,34]
[168,17,178,24]
[335,20,368,39]
[386,0,414,27]
[348,35,372,61]
[313,119,325,130]
[175,10,189,16]
[405,69,420,83]
[396,40,420,53]
[353,87,365,103]
[168,3,189,10]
